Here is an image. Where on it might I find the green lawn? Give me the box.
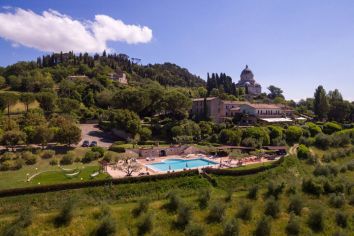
[0,147,110,190]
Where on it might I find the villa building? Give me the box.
[191,97,294,124]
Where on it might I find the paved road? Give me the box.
[79,124,116,148]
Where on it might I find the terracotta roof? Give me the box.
[242,103,280,109]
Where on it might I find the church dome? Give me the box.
[240,65,253,76]
[240,65,255,82]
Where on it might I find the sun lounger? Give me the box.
[90,171,99,178]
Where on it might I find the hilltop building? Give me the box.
[235,65,262,96]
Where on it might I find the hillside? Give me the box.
[0,52,205,88]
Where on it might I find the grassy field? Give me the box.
[0,148,352,235]
[0,147,110,190]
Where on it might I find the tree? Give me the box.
[164,90,192,120]
[2,130,26,151]
[0,92,19,117]
[36,92,56,114]
[313,86,329,121]
[118,160,142,176]
[20,93,36,113]
[55,121,81,146]
[57,98,80,114]
[34,125,54,149]
[109,109,141,135]
[267,85,284,99]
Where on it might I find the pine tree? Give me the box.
[314,85,329,121]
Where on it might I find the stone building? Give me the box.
[109,70,128,84]
[235,65,261,96]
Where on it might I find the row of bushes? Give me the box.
[0,169,199,198]
[300,132,352,150]
[204,156,285,176]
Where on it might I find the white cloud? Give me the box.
[0,8,153,53]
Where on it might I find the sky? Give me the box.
[0,0,354,101]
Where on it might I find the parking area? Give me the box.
[79,124,116,148]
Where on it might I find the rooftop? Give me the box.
[242,103,281,109]
[192,97,218,102]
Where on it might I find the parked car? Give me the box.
[90,141,98,147]
[82,140,90,147]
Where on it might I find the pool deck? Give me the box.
[106,154,282,178]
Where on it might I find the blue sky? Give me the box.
[0,0,354,101]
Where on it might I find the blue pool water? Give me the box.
[147,158,217,172]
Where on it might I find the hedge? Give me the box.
[203,156,285,176]
[0,170,199,198]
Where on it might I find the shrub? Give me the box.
[236,202,252,221]
[12,159,23,170]
[165,191,181,212]
[314,133,332,149]
[331,133,351,147]
[0,160,11,171]
[285,126,303,145]
[322,153,332,163]
[207,203,226,223]
[198,188,211,209]
[241,137,260,148]
[264,197,280,218]
[247,185,259,200]
[306,122,322,137]
[266,181,285,199]
[60,152,74,165]
[82,151,100,163]
[297,145,311,159]
[339,166,347,173]
[175,202,191,229]
[54,200,75,227]
[323,122,342,134]
[95,216,116,236]
[335,211,348,228]
[108,145,125,153]
[329,193,346,208]
[323,180,345,194]
[307,208,324,232]
[254,216,271,236]
[288,195,303,215]
[132,198,150,217]
[184,223,205,236]
[224,189,233,202]
[285,213,300,236]
[137,213,153,236]
[21,151,37,165]
[349,195,354,206]
[347,162,354,171]
[299,136,315,146]
[302,178,323,196]
[41,150,55,159]
[222,218,239,236]
[91,146,105,157]
[1,152,16,161]
[49,159,58,166]
[15,207,33,228]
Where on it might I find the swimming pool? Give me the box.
[146,158,218,172]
